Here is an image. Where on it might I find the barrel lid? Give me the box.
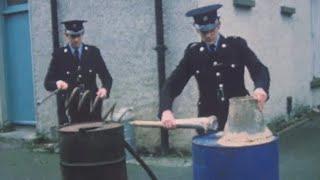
[193,132,223,147]
[59,122,122,133]
[193,132,278,148]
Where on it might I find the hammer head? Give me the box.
[196,115,218,132]
[210,116,219,130]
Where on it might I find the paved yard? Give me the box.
[0,115,319,180]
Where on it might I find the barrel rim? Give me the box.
[60,156,126,167]
[192,133,279,149]
[58,122,123,133]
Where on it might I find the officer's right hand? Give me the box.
[56,80,69,90]
[161,110,176,129]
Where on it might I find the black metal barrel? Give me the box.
[59,122,127,180]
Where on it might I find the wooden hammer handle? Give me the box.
[130,116,217,131]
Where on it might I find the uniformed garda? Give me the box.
[44,20,113,125]
[159,4,270,131]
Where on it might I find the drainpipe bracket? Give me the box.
[154,45,167,52]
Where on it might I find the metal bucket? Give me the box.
[59,122,127,180]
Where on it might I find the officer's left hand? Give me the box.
[253,88,267,111]
[96,88,108,98]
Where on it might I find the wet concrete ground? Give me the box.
[0,116,320,180]
[279,116,320,180]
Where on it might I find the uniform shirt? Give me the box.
[206,34,220,52]
[68,43,83,60]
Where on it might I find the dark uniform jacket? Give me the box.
[44,44,112,125]
[159,35,270,130]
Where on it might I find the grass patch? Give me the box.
[267,106,315,134]
[31,133,52,144]
[137,146,191,158]
[0,122,15,133]
[25,133,57,153]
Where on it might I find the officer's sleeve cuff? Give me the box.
[45,81,58,92]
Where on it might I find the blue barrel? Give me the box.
[192,133,279,180]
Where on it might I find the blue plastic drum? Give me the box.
[192,133,279,180]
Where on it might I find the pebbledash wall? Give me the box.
[1,0,318,151]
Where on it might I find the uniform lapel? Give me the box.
[215,35,229,64]
[65,45,77,64]
[215,35,226,52]
[80,44,89,65]
[199,41,210,55]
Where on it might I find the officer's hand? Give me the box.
[96,88,108,98]
[161,110,176,129]
[56,80,68,90]
[253,88,267,111]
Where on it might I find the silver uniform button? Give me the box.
[89,69,93,73]
[219,84,223,88]
[84,46,88,50]
[64,48,68,53]
[66,71,70,75]
[198,101,201,105]
[78,75,82,78]
[231,64,236,68]
[221,97,225,101]
[196,70,200,74]
[221,43,227,48]
[213,61,218,66]
[216,72,220,76]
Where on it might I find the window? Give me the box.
[6,0,28,6]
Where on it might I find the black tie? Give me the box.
[74,48,80,62]
[209,44,216,52]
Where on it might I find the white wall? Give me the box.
[28,0,316,151]
[310,0,320,106]
[29,0,55,134]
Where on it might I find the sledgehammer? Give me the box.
[130,116,218,133]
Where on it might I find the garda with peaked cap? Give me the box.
[186,4,222,32]
[61,20,87,36]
